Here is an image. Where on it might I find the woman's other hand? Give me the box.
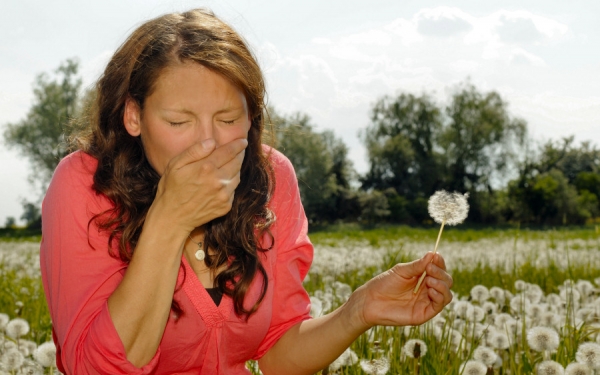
[352,252,453,330]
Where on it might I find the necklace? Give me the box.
[188,234,205,261]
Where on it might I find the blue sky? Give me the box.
[1,0,599,224]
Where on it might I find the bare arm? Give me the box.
[107,138,247,367]
[258,252,453,375]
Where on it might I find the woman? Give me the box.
[40,8,453,375]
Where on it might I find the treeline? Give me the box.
[3,59,600,228]
[273,85,600,226]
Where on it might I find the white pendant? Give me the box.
[195,249,206,261]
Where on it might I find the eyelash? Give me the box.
[169,121,186,127]
[222,120,235,125]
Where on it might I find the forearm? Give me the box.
[259,287,370,375]
[107,201,189,367]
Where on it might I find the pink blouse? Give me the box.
[40,147,313,374]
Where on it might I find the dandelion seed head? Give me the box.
[427,190,469,225]
[329,348,358,371]
[515,280,527,291]
[489,331,511,349]
[528,304,546,320]
[510,295,531,313]
[5,318,30,339]
[333,282,352,302]
[470,285,490,303]
[473,345,498,367]
[565,362,592,375]
[454,300,473,319]
[576,342,600,369]
[0,313,9,331]
[359,357,390,375]
[576,280,595,298]
[537,360,565,375]
[490,287,506,304]
[1,348,25,371]
[528,326,560,352]
[34,342,56,368]
[482,301,498,315]
[460,360,487,375]
[309,296,323,318]
[466,306,486,323]
[525,285,544,304]
[403,339,427,359]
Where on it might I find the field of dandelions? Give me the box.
[3,226,600,374]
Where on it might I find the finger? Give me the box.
[432,253,447,271]
[426,263,453,289]
[426,277,453,306]
[170,138,216,169]
[206,138,248,169]
[392,252,434,279]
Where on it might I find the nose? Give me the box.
[196,120,214,143]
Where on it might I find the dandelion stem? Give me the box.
[414,219,446,294]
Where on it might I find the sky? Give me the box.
[1,0,599,225]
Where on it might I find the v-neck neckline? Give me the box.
[181,256,232,327]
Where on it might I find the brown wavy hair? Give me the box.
[73,8,274,319]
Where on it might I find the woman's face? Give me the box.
[124,61,251,175]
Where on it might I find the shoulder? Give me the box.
[44,150,106,209]
[51,150,98,187]
[261,144,296,183]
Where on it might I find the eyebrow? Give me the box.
[162,106,245,115]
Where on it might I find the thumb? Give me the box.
[393,252,434,279]
[171,138,216,169]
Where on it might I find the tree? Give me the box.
[270,108,359,223]
[361,93,443,199]
[439,82,527,194]
[3,58,82,192]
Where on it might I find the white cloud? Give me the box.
[414,7,473,37]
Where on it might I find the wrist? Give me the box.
[339,285,373,335]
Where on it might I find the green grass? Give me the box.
[2,225,600,374]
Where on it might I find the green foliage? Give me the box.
[270,108,360,223]
[3,58,82,193]
[361,92,442,198]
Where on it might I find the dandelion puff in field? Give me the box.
[482,301,498,315]
[1,348,25,370]
[454,301,474,319]
[473,346,498,367]
[403,339,428,359]
[329,348,358,371]
[466,306,486,323]
[510,295,531,314]
[490,287,506,304]
[576,342,600,369]
[0,313,9,331]
[309,296,323,318]
[460,360,487,375]
[528,326,560,353]
[537,360,565,375]
[359,357,390,375]
[528,304,545,321]
[489,331,511,350]
[414,190,469,293]
[6,318,30,339]
[565,363,592,375]
[515,280,527,292]
[34,342,56,368]
[576,280,595,299]
[471,285,490,303]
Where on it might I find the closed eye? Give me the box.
[169,121,188,127]
[221,119,236,125]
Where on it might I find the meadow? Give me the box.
[2,225,600,374]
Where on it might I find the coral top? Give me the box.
[40,147,313,374]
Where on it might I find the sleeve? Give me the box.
[253,148,313,359]
[39,152,160,375]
